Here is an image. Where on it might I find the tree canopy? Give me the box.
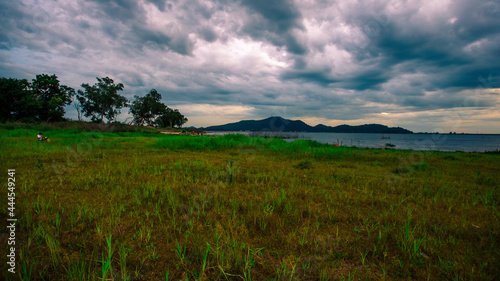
[130,89,166,126]
[31,74,75,121]
[156,107,188,128]
[130,89,188,128]
[1,74,188,127]
[0,77,30,121]
[77,77,128,123]
[0,75,74,122]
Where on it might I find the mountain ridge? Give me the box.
[197,117,413,134]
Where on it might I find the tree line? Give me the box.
[0,74,187,128]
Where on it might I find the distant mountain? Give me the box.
[199,117,413,134]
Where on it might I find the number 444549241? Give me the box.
[8,169,15,216]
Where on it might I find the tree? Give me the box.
[30,74,75,121]
[77,77,128,123]
[1,75,74,122]
[0,77,31,121]
[156,107,188,128]
[129,89,167,126]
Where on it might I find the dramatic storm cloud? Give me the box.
[1,0,499,133]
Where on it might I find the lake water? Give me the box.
[206,131,500,152]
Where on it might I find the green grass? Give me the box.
[1,125,499,280]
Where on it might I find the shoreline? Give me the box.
[204,131,500,153]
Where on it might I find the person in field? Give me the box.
[37,133,48,141]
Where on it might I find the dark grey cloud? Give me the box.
[239,0,307,54]
[146,0,170,12]
[197,25,217,42]
[89,0,144,22]
[361,0,499,89]
[130,24,195,55]
[344,69,391,91]
[280,69,337,86]
[242,0,303,32]
[83,0,195,55]
[0,1,47,50]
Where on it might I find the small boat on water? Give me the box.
[385,143,396,148]
[381,135,390,139]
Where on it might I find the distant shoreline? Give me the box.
[412,132,500,135]
[203,130,500,135]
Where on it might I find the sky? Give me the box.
[1,0,499,133]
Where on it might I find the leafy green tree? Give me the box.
[77,77,128,123]
[130,89,167,126]
[156,107,188,128]
[30,74,75,121]
[0,77,31,121]
[1,75,74,122]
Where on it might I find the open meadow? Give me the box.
[1,124,499,280]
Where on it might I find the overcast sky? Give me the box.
[1,0,499,133]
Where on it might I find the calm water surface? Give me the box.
[207,132,500,152]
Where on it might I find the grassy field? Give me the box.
[1,124,499,280]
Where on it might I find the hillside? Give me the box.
[200,116,413,134]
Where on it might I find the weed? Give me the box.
[119,245,129,281]
[101,234,114,280]
[175,240,187,266]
